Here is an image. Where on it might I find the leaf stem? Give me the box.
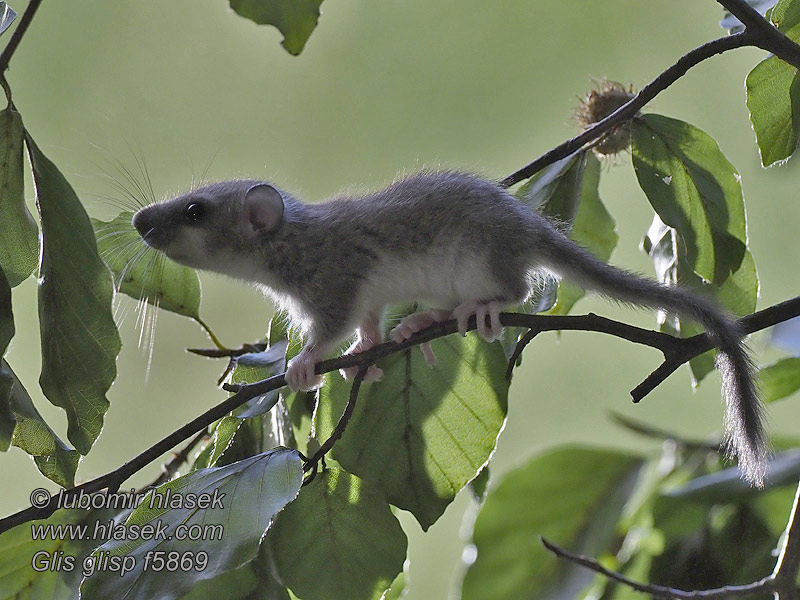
[193,315,226,351]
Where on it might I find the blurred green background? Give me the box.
[4,1,800,598]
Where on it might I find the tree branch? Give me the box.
[2,295,798,535]
[502,0,800,187]
[0,0,41,73]
[541,537,776,599]
[499,33,750,187]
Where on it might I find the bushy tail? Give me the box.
[538,230,768,486]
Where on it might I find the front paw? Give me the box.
[286,353,324,392]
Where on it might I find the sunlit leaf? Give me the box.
[746,56,800,167]
[745,0,800,166]
[758,356,800,402]
[461,447,642,600]
[92,211,201,319]
[270,468,407,600]
[0,108,37,286]
[81,448,303,600]
[0,509,91,599]
[28,136,121,455]
[316,333,509,530]
[229,0,323,55]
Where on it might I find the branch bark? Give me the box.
[2,296,799,535]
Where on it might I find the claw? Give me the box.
[286,349,324,392]
[450,300,503,342]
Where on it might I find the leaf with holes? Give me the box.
[270,468,407,600]
[316,333,509,530]
[92,212,201,319]
[80,448,303,600]
[632,114,747,285]
[0,509,96,598]
[0,108,37,287]
[229,0,323,55]
[29,137,121,455]
[460,447,643,600]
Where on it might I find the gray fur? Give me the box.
[132,171,767,485]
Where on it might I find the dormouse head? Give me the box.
[131,180,286,273]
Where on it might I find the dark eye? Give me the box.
[184,202,205,222]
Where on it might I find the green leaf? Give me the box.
[0,510,88,599]
[772,0,800,30]
[203,416,244,468]
[515,151,585,315]
[92,211,201,319]
[0,266,13,449]
[270,468,407,600]
[642,215,757,383]
[28,137,121,455]
[759,356,800,402]
[746,55,800,167]
[0,108,38,287]
[81,448,303,600]
[461,447,642,600]
[516,150,585,222]
[547,153,618,316]
[2,359,79,486]
[744,1,800,166]
[632,114,747,284]
[316,333,509,530]
[229,0,323,55]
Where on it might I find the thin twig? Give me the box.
[303,364,369,474]
[0,0,42,73]
[541,537,775,599]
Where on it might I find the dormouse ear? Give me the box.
[244,183,285,234]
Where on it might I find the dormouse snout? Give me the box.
[131,209,150,238]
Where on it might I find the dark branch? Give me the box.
[632,296,800,402]
[146,428,209,489]
[2,296,798,534]
[541,537,775,599]
[303,364,369,474]
[0,0,42,74]
[499,33,749,187]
